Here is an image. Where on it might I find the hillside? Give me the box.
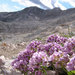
[0,7,75,43]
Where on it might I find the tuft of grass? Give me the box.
[60,32,74,38]
[36,37,42,40]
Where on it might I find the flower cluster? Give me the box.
[64,37,75,54]
[26,40,41,52]
[49,51,69,68]
[12,34,75,75]
[28,51,49,73]
[66,56,75,71]
[47,34,67,44]
[11,49,33,73]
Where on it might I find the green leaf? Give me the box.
[41,66,47,75]
[68,71,73,75]
[71,71,75,73]
[68,71,75,75]
[42,69,47,75]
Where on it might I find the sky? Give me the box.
[0,0,75,12]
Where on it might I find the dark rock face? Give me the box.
[0,7,75,33]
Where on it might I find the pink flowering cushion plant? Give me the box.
[11,34,75,75]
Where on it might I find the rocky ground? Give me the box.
[0,31,53,75]
[0,23,75,75]
[0,33,75,75]
[0,42,56,75]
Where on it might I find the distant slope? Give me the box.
[0,7,75,33]
[0,7,62,22]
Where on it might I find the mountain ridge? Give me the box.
[0,7,75,34]
[0,7,62,22]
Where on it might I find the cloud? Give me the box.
[28,0,52,9]
[12,0,75,10]
[0,0,74,12]
[55,2,67,10]
[12,0,56,9]
[12,0,41,8]
[0,3,22,12]
[0,4,13,12]
[68,0,75,7]
[13,6,22,10]
[40,0,53,9]
[50,0,57,8]
[11,0,67,10]
[55,0,67,10]
[60,0,75,7]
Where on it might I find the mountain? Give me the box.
[0,7,75,43]
[0,7,62,22]
[0,7,75,22]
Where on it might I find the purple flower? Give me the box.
[48,51,63,62]
[44,42,63,55]
[35,70,42,75]
[49,51,69,68]
[47,34,58,43]
[11,34,75,74]
[11,49,33,73]
[47,34,67,44]
[66,56,75,71]
[63,37,75,54]
[28,51,49,72]
[26,40,41,52]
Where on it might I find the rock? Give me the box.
[1,69,22,75]
[0,59,3,67]
[0,56,22,75]
[0,56,5,67]
[46,70,56,75]
[0,56,5,75]
[9,70,22,75]
[0,37,2,41]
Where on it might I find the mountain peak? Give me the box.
[22,6,44,13]
[23,6,44,10]
[52,7,61,11]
